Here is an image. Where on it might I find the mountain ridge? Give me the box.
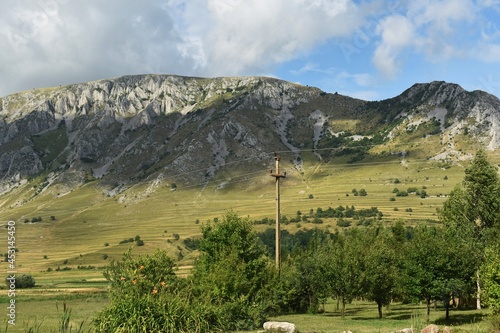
[1,75,500,199]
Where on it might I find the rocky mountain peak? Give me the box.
[399,81,466,106]
[1,75,499,197]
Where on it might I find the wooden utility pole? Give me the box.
[270,154,286,272]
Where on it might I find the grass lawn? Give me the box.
[0,291,109,333]
[263,299,490,333]
[1,293,492,332]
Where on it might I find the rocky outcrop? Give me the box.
[0,75,321,190]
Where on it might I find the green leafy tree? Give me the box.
[463,150,500,233]
[193,211,273,330]
[440,150,500,309]
[326,230,365,319]
[288,233,331,313]
[481,245,500,315]
[362,227,398,318]
[400,225,475,321]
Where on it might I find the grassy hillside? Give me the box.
[1,155,469,274]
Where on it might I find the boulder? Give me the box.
[442,327,452,333]
[420,324,439,333]
[263,321,296,333]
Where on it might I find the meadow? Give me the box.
[0,156,491,332]
[0,294,493,332]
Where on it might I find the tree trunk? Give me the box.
[445,303,450,321]
[341,298,346,319]
[476,269,482,310]
[377,301,383,319]
[426,298,431,322]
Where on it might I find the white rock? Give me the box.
[263,321,296,333]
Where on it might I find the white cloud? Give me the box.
[0,1,192,96]
[0,0,369,96]
[371,0,495,78]
[0,0,498,98]
[408,0,475,34]
[373,15,414,78]
[193,0,363,75]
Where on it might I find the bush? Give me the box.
[312,217,323,224]
[337,219,351,227]
[95,291,218,333]
[183,237,201,250]
[94,249,219,332]
[6,274,36,288]
[407,187,419,193]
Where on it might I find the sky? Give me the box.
[1,0,499,101]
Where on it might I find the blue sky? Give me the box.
[1,0,499,101]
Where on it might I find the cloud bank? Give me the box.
[0,0,499,97]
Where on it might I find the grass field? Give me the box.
[264,299,491,333]
[0,294,494,332]
[1,157,465,271]
[0,156,491,332]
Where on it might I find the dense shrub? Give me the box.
[5,274,36,288]
[337,219,351,227]
[94,249,209,332]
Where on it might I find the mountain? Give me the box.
[1,75,500,199]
